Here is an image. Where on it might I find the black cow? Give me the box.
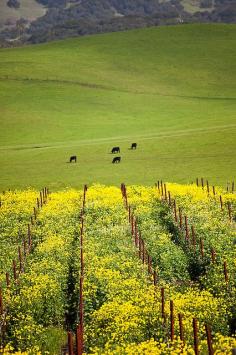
[111,146,120,154]
[112,156,121,164]
[70,155,77,163]
[131,143,137,150]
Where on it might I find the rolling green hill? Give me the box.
[0,23,236,190]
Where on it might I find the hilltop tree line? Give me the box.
[0,0,236,46]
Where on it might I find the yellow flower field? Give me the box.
[0,184,235,354]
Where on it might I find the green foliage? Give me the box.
[2,190,82,352]
[1,185,236,353]
[0,190,38,285]
[127,188,190,282]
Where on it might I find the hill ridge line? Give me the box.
[1,76,236,101]
[1,123,235,151]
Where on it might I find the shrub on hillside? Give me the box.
[7,0,20,9]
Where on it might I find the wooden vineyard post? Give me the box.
[37,198,40,209]
[184,216,189,242]
[178,313,184,343]
[28,224,32,251]
[140,238,144,262]
[164,184,167,201]
[212,186,215,196]
[173,200,177,222]
[226,182,229,193]
[220,195,223,210]
[121,183,123,194]
[135,223,138,248]
[131,217,135,245]
[232,181,235,193]
[161,180,164,197]
[131,214,134,236]
[201,177,204,188]
[205,324,214,355]
[170,300,174,341]
[45,187,47,200]
[168,191,171,206]
[179,208,183,229]
[196,177,199,186]
[211,249,216,264]
[80,217,84,236]
[224,261,229,283]
[193,318,199,355]
[206,180,210,194]
[40,191,43,207]
[80,245,84,278]
[68,331,74,355]
[80,219,84,297]
[227,202,232,222]
[77,191,86,355]
[83,184,87,211]
[148,255,152,274]
[138,237,142,260]
[79,276,84,343]
[123,184,128,209]
[0,287,3,314]
[142,240,145,264]
[76,324,83,355]
[157,180,160,193]
[18,246,23,272]
[161,287,165,320]
[6,272,10,287]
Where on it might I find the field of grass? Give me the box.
[0,23,236,190]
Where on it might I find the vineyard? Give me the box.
[0,182,236,354]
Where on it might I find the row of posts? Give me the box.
[0,187,49,348]
[157,180,233,222]
[196,177,234,194]
[67,185,87,355]
[158,182,230,283]
[121,182,231,354]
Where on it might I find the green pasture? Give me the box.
[0,24,236,190]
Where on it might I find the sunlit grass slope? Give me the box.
[0,24,236,189]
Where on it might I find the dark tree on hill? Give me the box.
[200,0,213,8]
[35,0,66,7]
[7,0,20,8]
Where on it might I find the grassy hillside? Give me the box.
[0,24,236,190]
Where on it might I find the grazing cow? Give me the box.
[131,143,137,150]
[111,146,120,154]
[70,155,77,163]
[112,156,121,164]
